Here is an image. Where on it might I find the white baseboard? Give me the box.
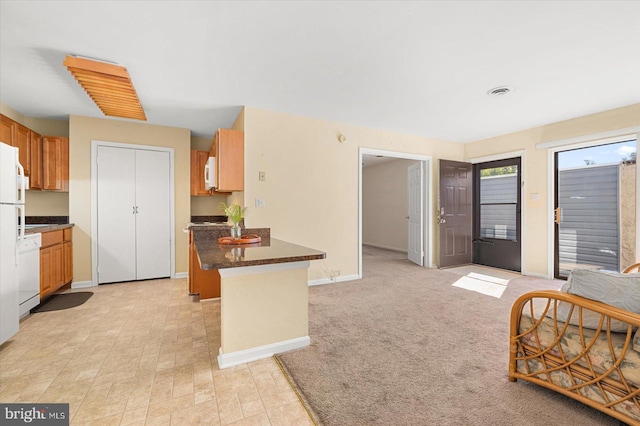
[174,272,188,279]
[362,242,408,253]
[308,273,360,287]
[217,336,310,369]
[71,280,96,289]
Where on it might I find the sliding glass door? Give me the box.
[554,139,637,278]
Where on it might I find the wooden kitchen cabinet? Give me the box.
[0,114,13,144]
[14,123,31,176]
[188,231,220,299]
[29,130,42,190]
[0,114,31,177]
[40,228,73,299]
[208,128,244,192]
[40,246,53,297]
[42,136,69,192]
[0,114,67,192]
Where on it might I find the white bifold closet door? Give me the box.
[97,146,171,284]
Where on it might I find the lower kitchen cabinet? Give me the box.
[188,231,220,299]
[40,228,73,299]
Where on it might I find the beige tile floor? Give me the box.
[0,278,314,425]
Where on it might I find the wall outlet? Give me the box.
[255,198,266,207]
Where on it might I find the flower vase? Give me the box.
[231,224,242,240]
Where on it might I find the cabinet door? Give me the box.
[135,149,171,280]
[52,243,64,289]
[14,124,31,177]
[63,241,73,284]
[188,232,220,299]
[215,129,244,192]
[29,131,42,189]
[0,114,14,145]
[40,246,53,297]
[60,137,69,192]
[96,146,137,284]
[42,136,63,190]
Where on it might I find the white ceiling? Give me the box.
[1,1,639,143]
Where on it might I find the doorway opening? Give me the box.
[358,148,432,279]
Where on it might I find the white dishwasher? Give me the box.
[18,233,41,318]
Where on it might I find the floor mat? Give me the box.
[32,292,93,313]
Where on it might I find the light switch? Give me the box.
[259,171,266,181]
[255,198,266,207]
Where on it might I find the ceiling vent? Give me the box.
[487,86,513,96]
[63,55,146,121]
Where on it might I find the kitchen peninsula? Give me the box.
[190,226,325,368]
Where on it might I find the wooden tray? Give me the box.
[218,234,262,245]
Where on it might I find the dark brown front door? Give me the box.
[439,160,473,268]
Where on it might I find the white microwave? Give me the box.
[204,157,216,190]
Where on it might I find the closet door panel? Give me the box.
[97,146,137,283]
[135,149,171,280]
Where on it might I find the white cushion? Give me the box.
[546,269,640,332]
[562,269,640,313]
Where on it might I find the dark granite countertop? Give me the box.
[24,223,74,234]
[193,234,326,270]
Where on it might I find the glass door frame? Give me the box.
[545,130,639,279]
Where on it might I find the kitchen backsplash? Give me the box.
[24,216,69,225]
[191,215,228,223]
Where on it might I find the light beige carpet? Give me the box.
[276,247,622,425]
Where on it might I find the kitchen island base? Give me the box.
[217,260,311,369]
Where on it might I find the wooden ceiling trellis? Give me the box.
[63,55,146,121]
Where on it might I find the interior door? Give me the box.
[473,157,522,272]
[439,160,473,268]
[407,162,423,265]
[97,146,137,283]
[135,149,171,280]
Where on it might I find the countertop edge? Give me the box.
[24,224,74,234]
[194,237,326,270]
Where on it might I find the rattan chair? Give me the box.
[623,262,640,274]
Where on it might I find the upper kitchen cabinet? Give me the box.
[0,114,14,145]
[42,136,69,192]
[209,129,244,192]
[0,114,31,177]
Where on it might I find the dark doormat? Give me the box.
[32,292,93,313]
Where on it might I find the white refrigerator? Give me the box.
[0,141,25,345]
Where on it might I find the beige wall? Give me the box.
[241,107,463,281]
[69,115,191,282]
[464,103,640,276]
[362,159,418,252]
